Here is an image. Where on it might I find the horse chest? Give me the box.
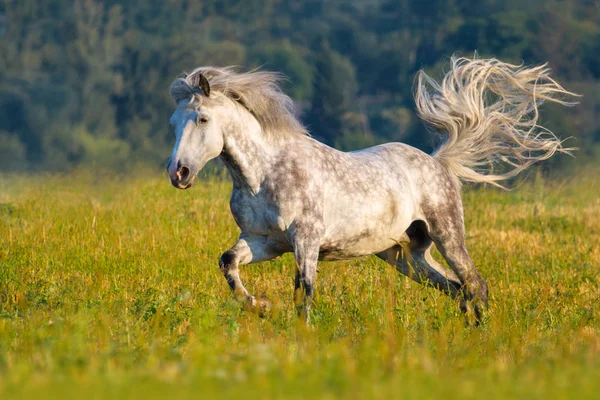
[229,190,285,234]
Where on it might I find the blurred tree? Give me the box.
[0,131,26,170]
[253,40,313,101]
[0,0,597,170]
[306,41,357,144]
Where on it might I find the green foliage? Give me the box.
[0,0,598,169]
[0,132,25,170]
[307,41,358,144]
[0,169,599,398]
[253,40,313,101]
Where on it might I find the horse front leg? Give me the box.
[293,235,320,324]
[219,234,282,315]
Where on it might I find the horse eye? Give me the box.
[197,116,209,125]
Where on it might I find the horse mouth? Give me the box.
[170,176,195,189]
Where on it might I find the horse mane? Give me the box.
[169,67,308,138]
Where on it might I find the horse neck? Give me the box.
[219,111,276,194]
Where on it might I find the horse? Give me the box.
[165,56,576,325]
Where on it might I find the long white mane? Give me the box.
[169,67,308,138]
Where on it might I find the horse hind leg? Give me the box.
[377,220,462,297]
[425,202,489,325]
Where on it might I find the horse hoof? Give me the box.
[245,295,272,317]
[257,296,272,317]
[460,298,486,326]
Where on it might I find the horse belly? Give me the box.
[319,215,410,261]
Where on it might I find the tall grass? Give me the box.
[0,168,599,399]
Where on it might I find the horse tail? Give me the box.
[414,55,578,188]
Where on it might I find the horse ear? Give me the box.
[190,72,211,97]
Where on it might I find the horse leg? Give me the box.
[219,234,282,315]
[376,221,462,297]
[292,234,320,324]
[426,210,488,325]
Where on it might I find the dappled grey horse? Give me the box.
[166,57,575,324]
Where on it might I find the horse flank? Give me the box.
[169,67,308,139]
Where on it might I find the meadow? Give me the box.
[0,167,599,399]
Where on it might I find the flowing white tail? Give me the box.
[415,56,578,188]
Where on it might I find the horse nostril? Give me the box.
[177,166,190,181]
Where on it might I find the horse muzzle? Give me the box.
[167,158,195,189]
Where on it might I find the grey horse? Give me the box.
[166,56,576,324]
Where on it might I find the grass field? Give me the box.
[0,168,599,399]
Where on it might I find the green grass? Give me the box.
[0,168,599,399]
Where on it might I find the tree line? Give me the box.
[0,0,598,171]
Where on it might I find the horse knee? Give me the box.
[219,250,237,274]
